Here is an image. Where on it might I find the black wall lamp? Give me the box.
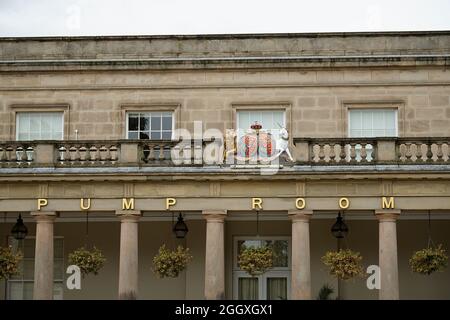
[11,214,28,240]
[172,213,188,239]
[331,211,348,239]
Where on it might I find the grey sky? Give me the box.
[1,0,450,37]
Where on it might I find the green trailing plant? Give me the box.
[152,245,193,278]
[0,246,23,280]
[68,246,106,277]
[317,284,334,300]
[322,249,364,280]
[238,245,273,276]
[409,244,448,275]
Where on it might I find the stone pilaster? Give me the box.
[289,210,313,300]
[203,210,226,300]
[116,210,141,300]
[375,209,401,300]
[31,211,56,300]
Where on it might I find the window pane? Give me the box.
[41,131,52,140]
[30,116,40,132]
[263,240,288,267]
[139,117,149,131]
[8,282,23,300]
[23,282,33,300]
[53,282,64,300]
[151,116,161,130]
[41,115,51,131]
[18,114,30,133]
[139,132,149,139]
[238,278,259,300]
[128,131,138,139]
[23,259,34,279]
[54,260,64,280]
[16,112,63,141]
[54,239,64,258]
[128,116,138,131]
[162,117,172,130]
[349,109,397,138]
[267,277,287,300]
[151,131,161,139]
[162,131,172,140]
[237,110,285,132]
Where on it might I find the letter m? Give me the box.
[382,197,395,209]
[122,198,135,210]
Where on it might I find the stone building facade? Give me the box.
[0,31,450,300]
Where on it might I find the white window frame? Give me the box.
[6,236,64,300]
[236,110,286,137]
[347,108,398,138]
[232,236,291,300]
[15,112,64,141]
[125,111,175,140]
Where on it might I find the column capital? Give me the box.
[288,210,313,222]
[375,209,401,222]
[203,210,227,222]
[30,211,57,222]
[116,210,141,222]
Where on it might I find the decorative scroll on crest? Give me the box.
[224,122,294,163]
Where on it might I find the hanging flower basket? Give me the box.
[238,245,273,276]
[409,244,448,275]
[0,246,23,281]
[322,249,364,280]
[152,245,193,278]
[68,246,106,277]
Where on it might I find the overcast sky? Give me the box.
[1,0,450,37]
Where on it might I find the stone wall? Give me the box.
[0,68,449,140]
[0,32,449,141]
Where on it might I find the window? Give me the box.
[348,109,398,137]
[237,110,285,138]
[233,237,291,300]
[126,112,173,140]
[16,112,64,140]
[7,237,64,300]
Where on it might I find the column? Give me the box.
[117,210,141,300]
[203,210,226,300]
[31,211,56,300]
[289,210,313,300]
[375,209,401,300]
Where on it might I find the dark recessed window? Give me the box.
[127,112,173,140]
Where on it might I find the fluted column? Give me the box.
[375,209,401,300]
[117,210,141,300]
[31,211,56,300]
[289,210,313,300]
[203,210,226,300]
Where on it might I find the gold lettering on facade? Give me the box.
[295,198,306,209]
[37,198,48,210]
[382,196,395,209]
[166,198,177,210]
[122,198,135,210]
[252,198,263,210]
[339,197,350,209]
[80,198,91,210]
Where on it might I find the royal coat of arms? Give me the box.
[225,122,294,163]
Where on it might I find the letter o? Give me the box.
[339,197,350,209]
[295,198,306,209]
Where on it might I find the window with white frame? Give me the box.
[16,112,64,140]
[236,110,285,138]
[126,112,173,140]
[233,237,291,300]
[7,237,64,300]
[348,109,398,137]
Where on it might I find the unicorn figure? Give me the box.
[274,125,294,162]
